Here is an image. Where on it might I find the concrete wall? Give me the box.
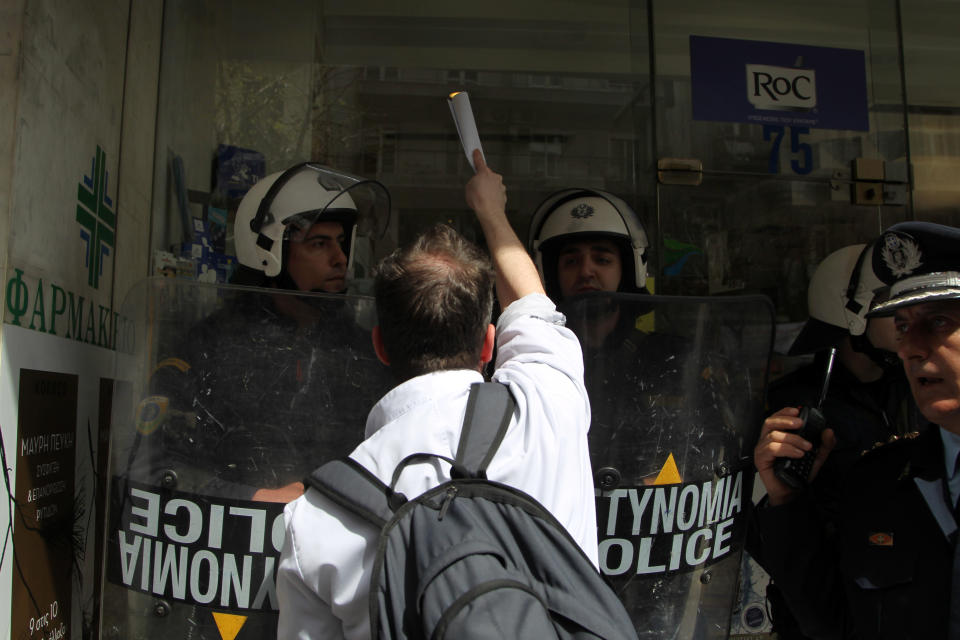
[116,0,162,305]
[0,1,26,307]
[0,0,162,637]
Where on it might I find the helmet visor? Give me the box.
[272,164,390,239]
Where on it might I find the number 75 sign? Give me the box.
[763,125,812,176]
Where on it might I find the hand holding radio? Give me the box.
[756,346,839,505]
[755,407,837,505]
[772,404,827,489]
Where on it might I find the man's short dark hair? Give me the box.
[374,224,496,381]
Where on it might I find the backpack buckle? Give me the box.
[388,492,408,511]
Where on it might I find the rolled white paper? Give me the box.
[448,91,485,172]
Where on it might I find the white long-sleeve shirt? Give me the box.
[276,293,596,640]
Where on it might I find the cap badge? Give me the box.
[571,203,594,219]
[867,532,894,547]
[881,233,922,277]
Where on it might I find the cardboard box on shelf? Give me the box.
[153,250,179,278]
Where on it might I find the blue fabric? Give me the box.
[943,428,960,640]
[940,427,960,508]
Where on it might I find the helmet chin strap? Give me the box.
[273,265,301,292]
[577,294,620,320]
[273,267,348,315]
[849,332,900,370]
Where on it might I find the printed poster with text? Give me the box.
[12,369,78,640]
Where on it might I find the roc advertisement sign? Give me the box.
[689,35,869,131]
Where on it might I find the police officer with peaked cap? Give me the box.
[751,244,920,639]
[753,221,960,639]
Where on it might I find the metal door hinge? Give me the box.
[658,158,703,186]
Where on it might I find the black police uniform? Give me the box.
[755,424,952,639]
[114,292,390,640]
[573,295,745,470]
[134,291,390,499]
[751,355,921,638]
[563,294,744,636]
[582,322,735,481]
[767,355,918,480]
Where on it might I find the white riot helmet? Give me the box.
[528,188,649,301]
[789,243,885,355]
[234,162,389,287]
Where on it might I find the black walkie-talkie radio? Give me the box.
[773,347,837,490]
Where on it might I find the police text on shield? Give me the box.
[595,471,744,576]
[107,482,286,611]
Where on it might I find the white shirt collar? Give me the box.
[364,368,484,439]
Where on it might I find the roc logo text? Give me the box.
[746,64,816,112]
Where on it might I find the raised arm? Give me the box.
[465,149,544,308]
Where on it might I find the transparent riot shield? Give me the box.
[559,292,774,639]
[101,277,391,640]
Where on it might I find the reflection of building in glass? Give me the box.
[151,1,960,319]
[5,1,960,638]
[315,65,645,248]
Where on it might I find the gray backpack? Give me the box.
[306,382,639,640]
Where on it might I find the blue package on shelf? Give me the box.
[191,217,209,241]
[215,144,266,200]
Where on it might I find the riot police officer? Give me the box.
[107,164,391,640]
[528,189,756,638]
[142,163,392,501]
[528,188,649,347]
[527,188,677,475]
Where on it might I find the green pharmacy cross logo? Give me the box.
[76,146,116,289]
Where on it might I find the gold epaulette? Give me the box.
[865,430,921,454]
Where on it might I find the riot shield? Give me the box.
[559,292,774,639]
[101,277,391,640]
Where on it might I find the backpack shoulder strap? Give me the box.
[305,457,404,529]
[453,382,516,479]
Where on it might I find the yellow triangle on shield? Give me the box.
[652,453,682,485]
[212,612,247,640]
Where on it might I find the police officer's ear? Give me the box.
[372,326,390,366]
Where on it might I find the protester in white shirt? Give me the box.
[276,150,597,640]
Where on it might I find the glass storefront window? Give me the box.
[151,0,960,322]
[903,0,960,225]
[151,0,652,283]
[135,2,960,638]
